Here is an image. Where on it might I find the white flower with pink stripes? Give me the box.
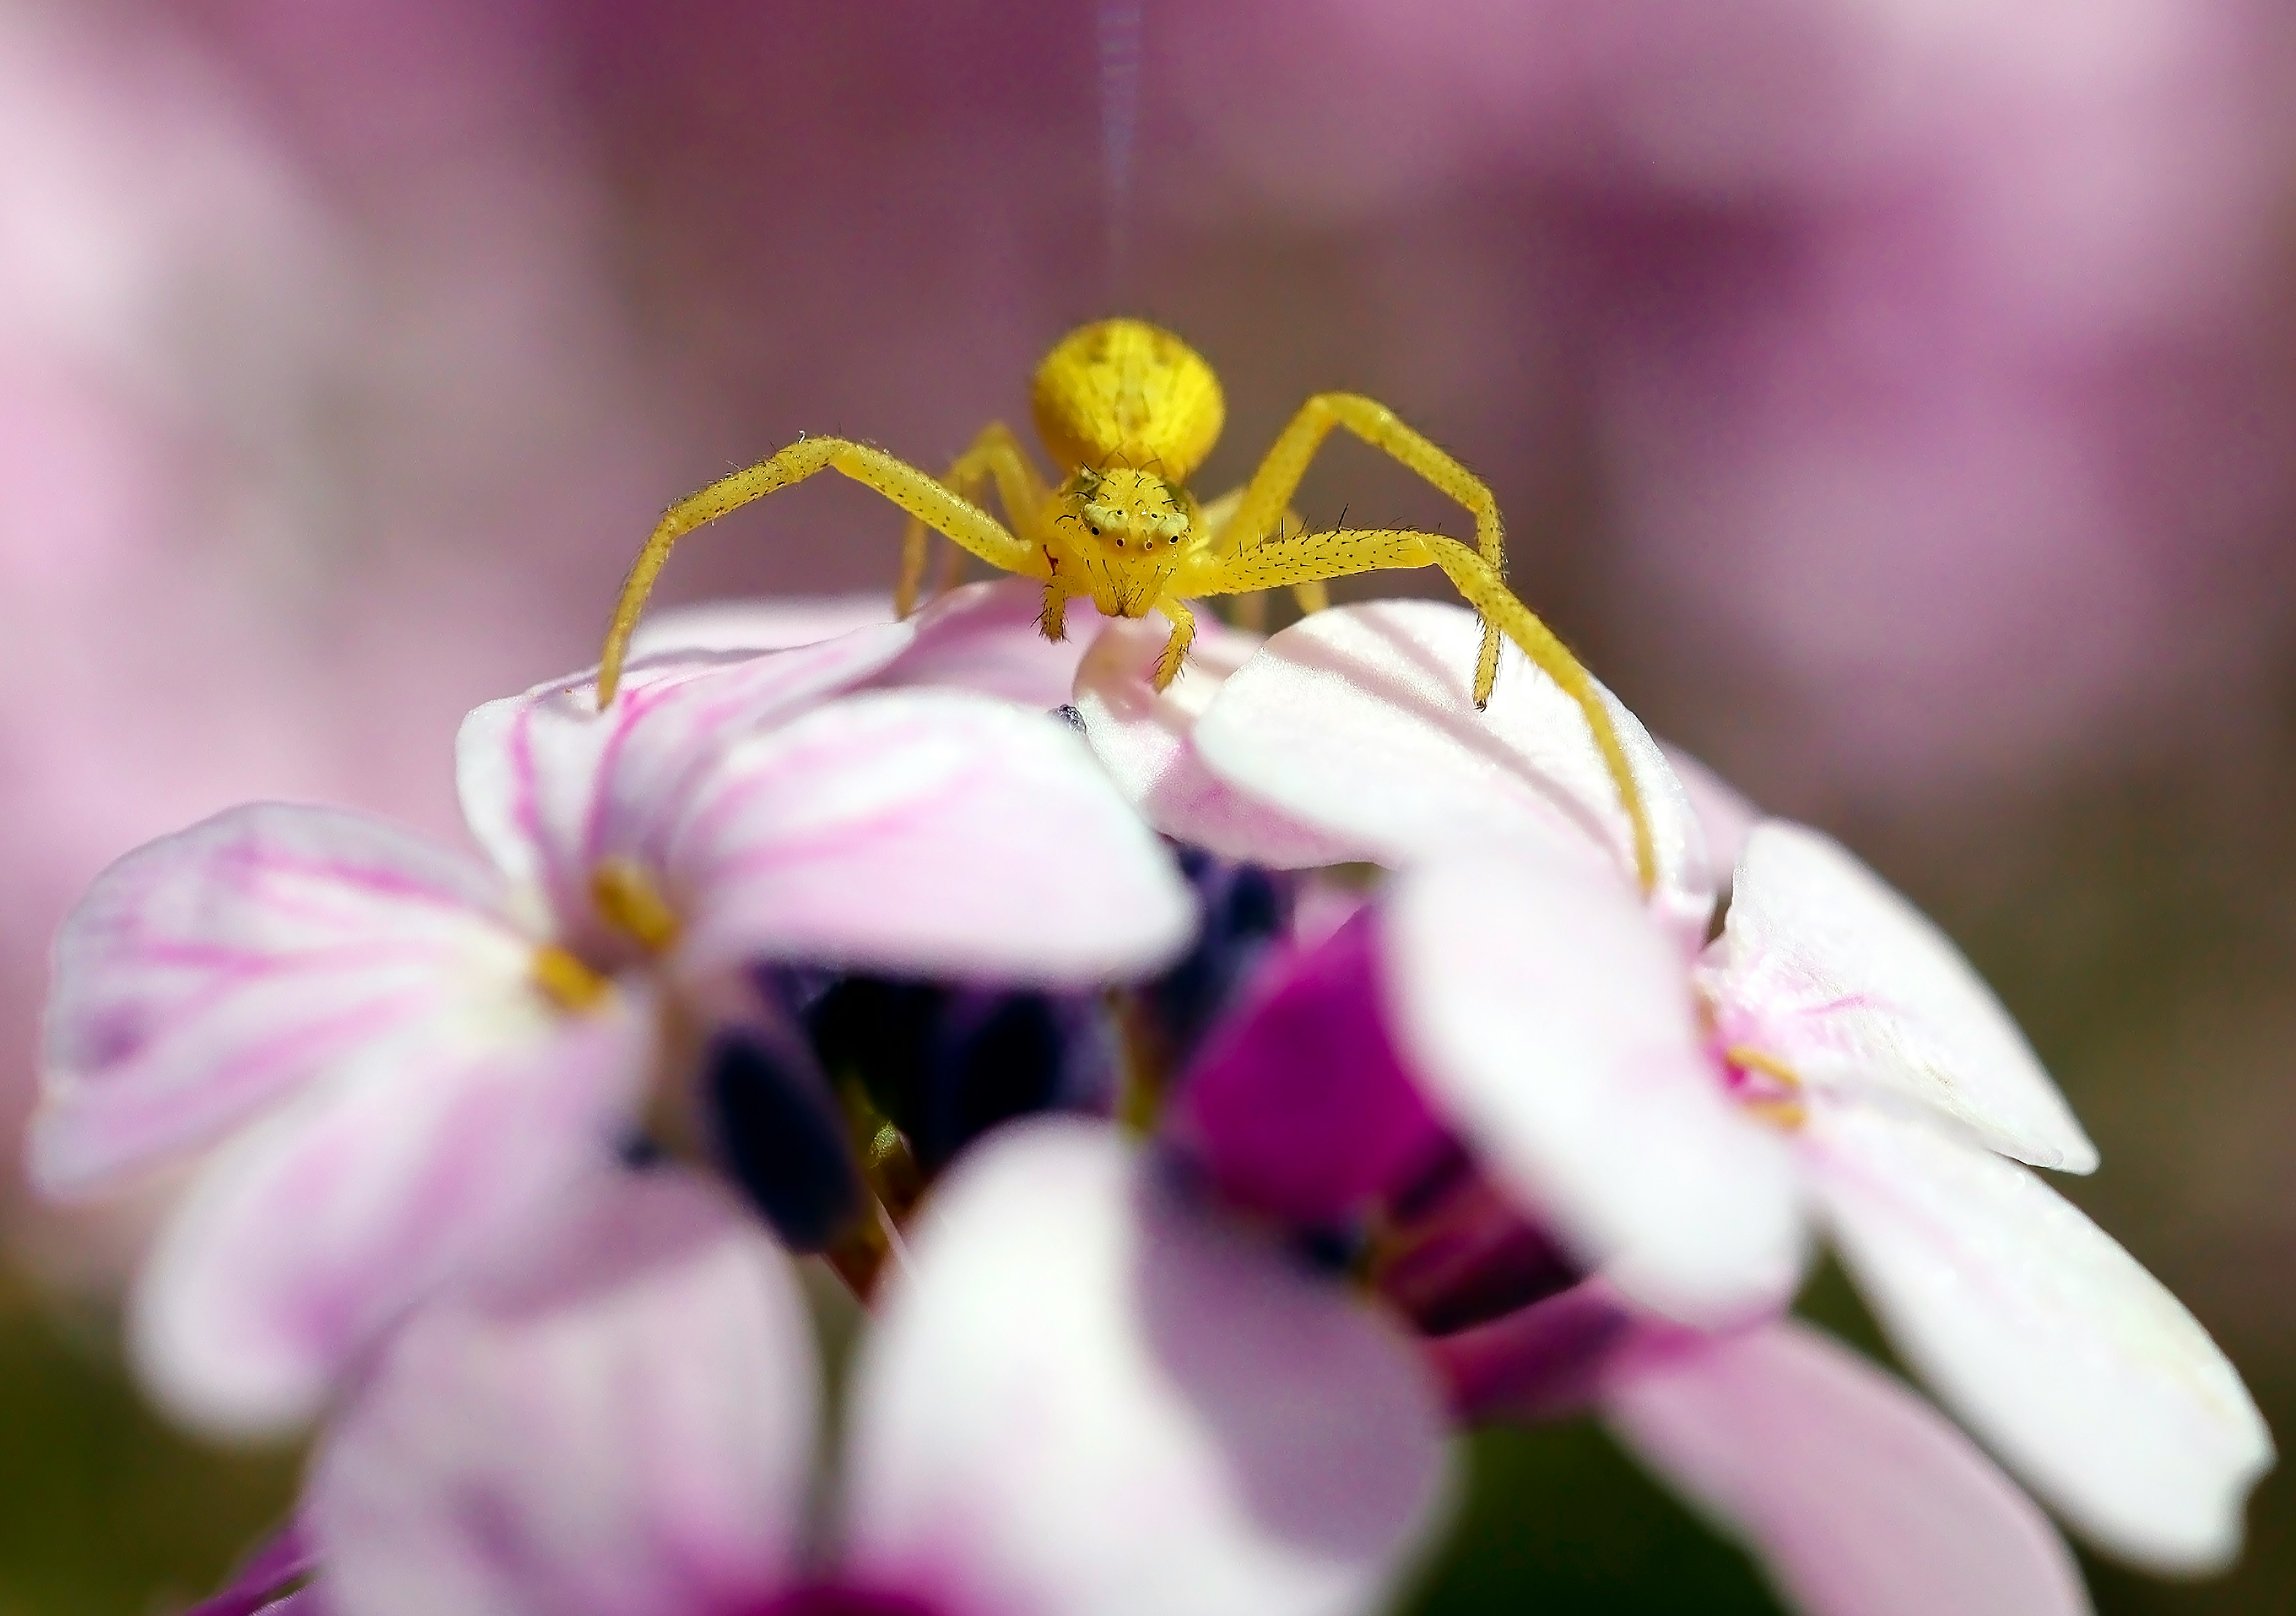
[1079,597,2273,1573]
[31,600,1190,1436]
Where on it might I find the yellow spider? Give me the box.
[595,317,1655,890]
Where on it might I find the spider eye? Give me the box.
[1088,524,1100,536]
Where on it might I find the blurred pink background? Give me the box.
[3,3,2294,1610]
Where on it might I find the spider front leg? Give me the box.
[1153,598,1197,690]
[1197,486,1327,632]
[1180,527,1656,894]
[898,422,1050,618]
[1222,394,1508,702]
[599,436,1046,706]
[1038,576,1082,643]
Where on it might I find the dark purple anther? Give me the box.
[804,976,1115,1175]
[703,1017,865,1253]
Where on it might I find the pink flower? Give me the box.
[1087,598,2272,1571]
[31,612,1192,1436]
[283,1122,1450,1616]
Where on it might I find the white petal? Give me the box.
[313,1170,818,1616]
[1192,600,1712,942]
[1607,1320,2090,1616]
[630,582,1086,708]
[875,576,1092,708]
[130,992,654,1437]
[1073,614,1360,867]
[1805,1106,2272,1570]
[454,623,917,916]
[1714,823,2096,1172]
[666,688,1194,985]
[627,594,894,658]
[33,804,531,1196]
[1388,847,1806,1325]
[1659,743,1760,878]
[841,1119,1453,1616]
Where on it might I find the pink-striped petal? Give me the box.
[1387,847,1806,1325]
[873,577,1092,708]
[1191,601,1712,944]
[627,594,894,659]
[633,582,1088,708]
[1606,1320,2091,1616]
[311,1170,817,1616]
[454,623,918,926]
[1712,823,2096,1172]
[1073,614,1362,868]
[840,1119,1453,1616]
[664,688,1195,986]
[1803,1106,2272,1571]
[33,804,531,1197]
[130,991,653,1436]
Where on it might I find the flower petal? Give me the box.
[633,581,1090,708]
[874,576,1093,708]
[454,622,918,921]
[311,1170,818,1616]
[1073,613,1360,868]
[130,991,653,1436]
[1606,1319,2091,1616]
[1425,1282,1638,1423]
[1191,600,1712,942]
[1660,743,1760,878]
[1804,1106,2272,1570]
[1172,907,1449,1227]
[33,804,529,1197]
[1387,847,1806,1325]
[183,1522,322,1616]
[666,688,1195,986]
[628,594,894,659]
[1714,823,2097,1172]
[841,1119,1453,1616]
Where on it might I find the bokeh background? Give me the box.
[3,2,2293,1611]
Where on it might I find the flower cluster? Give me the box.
[33,578,2272,1616]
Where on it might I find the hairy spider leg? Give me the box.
[1219,394,1508,704]
[1153,597,1199,688]
[1038,573,1085,643]
[897,421,1050,619]
[1195,486,1327,633]
[597,436,1046,706]
[1175,525,1657,894]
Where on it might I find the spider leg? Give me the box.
[898,422,1050,619]
[1180,528,1655,893]
[1152,598,1198,691]
[1038,576,1082,643]
[1220,395,1508,701]
[1197,486,1325,633]
[599,436,1046,706]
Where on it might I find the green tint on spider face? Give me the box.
[1074,466,1191,550]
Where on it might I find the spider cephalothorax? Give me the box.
[594,317,1656,889]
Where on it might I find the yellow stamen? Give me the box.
[1740,1097,1810,1130]
[1725,1046,1803,1088]
[532,944,609,1012]
[591,856,681,953]
[1723,1045,1807,1131]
